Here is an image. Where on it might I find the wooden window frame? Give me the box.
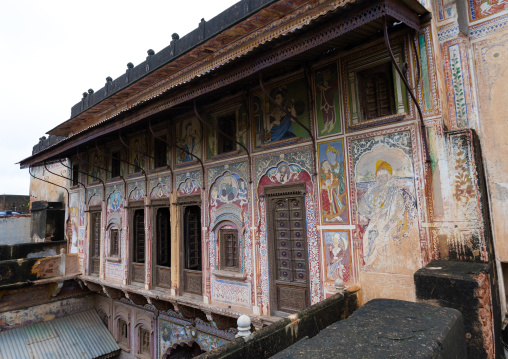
[219,228,240,272]
[72,163,79,187]
[217,114,237,155]
[153,135,168,170]
[344,40,409,130]
[109,228,120,258]
[111,150,122,179]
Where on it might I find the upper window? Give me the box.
[153,137,167,169]
[220,229,239,271]
[357,62,395,121]
[217,114,236,155]
[343,43,408,131]
[72,164,79,186]
[111,151,121,178]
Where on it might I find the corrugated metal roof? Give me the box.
[0,310,120,359]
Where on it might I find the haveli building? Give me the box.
[14,0,508,357]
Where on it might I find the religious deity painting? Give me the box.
[107,191,123,213]
[258,161,312,194]
[322,230,351,283]
[206,103,249,159]
[128,136,146,174]
[352,131,421,275]
[176,117,202,164]
[315,63,341,136]
[89,150,104,183]
[209,173,248,210]
[318,139,348,224]
[177,178,200,196]
[253,76,310,147]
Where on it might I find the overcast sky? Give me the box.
[0,0,239,195]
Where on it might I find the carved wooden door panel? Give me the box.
[271,195,309,314]
[183,205,202,295]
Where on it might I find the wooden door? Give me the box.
[182,205,202,295]
[132,209,145,284]
[155,207,171,288]
[90,211,101,275]
[270,195,309,315]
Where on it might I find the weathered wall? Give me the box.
[0,215,31,244]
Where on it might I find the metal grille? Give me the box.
[220,229,238,269]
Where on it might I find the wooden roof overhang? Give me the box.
[19,0,428,169]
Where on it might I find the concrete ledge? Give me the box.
[271,299,466,359]
[198,292,358,359]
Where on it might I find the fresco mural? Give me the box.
[469,0,508,22]
[127,181,146,202]
[209,173,248,212]
[176,117,202,164]
[351,130,421,275]
[176,171,201,195]
[254,77,310,147]
[69,192,79,253]
[129,136,146,174]
[322,230,351,283]
[314,63,341,136]
[318,139,348,224]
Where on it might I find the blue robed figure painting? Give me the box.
[254,77,310,147]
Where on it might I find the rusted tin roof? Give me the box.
[0,310,120,359]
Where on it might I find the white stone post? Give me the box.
[236,314,252,341]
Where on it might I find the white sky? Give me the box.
[0,0,239,195]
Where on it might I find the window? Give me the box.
[111,151,121,178]
[110,229,119,257]
[139,327,150,356]
[98,310,108,329]
[133,209,145,263]
[153,137,167,168]
[344,43,408,130]
[118,319,128,346]
[156,207,171,267]
[217,114,236,154]
[90,211,101,275]
[220,229,239,271]
[184,205,201,271]
[357,62,395,121]
[72,164,79,186]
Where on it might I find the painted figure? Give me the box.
[178,120,201,162]
[357,160,416,271]
[265,87,297,142]
[326,232,350,281]
[320,144,346,222]
[316,68,338,134]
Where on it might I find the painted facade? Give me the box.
[20,0,508,356]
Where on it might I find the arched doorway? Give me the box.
[163,340,205,359]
